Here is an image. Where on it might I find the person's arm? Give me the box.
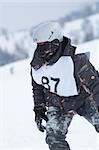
[31,77,46,106]
[77,53,99,107]
[30,67,48,132]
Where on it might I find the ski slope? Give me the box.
[0,39,99,150]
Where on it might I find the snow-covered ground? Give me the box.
[0,39,99,150]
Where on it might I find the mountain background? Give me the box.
[0,2,99,66]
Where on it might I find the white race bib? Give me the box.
[32,56,78,97]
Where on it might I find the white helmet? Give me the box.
[33,21,63,43]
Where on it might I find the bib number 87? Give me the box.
[41,76,60,93]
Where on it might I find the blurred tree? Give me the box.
[82,18,94,42]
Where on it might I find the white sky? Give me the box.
[0,0,97,32]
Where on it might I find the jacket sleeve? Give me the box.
[30,67,46,106]
[77,53,99,106]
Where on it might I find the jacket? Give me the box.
[30,37,99,111]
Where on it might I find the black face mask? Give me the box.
[37,39,60,61]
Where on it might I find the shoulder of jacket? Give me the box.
[72,52,90,71]
[74,52,90,61]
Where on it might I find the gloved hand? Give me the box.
[34,104,48,132]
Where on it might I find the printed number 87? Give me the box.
[41,76,60,93]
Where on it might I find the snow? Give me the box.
[63,13,99,44]
[63,13,99,34]
[0,39,99,150]
[0,30,35,57]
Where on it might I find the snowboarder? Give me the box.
[30,21,99,150]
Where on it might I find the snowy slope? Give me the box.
[0,59,48,150]
[0,39,99,150]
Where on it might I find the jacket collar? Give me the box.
[62,36,76,56]
[47,36,76,65]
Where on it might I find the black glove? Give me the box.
[34,104,48,132]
